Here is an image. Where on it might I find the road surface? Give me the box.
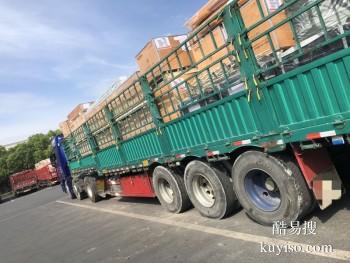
[0,186,349,263]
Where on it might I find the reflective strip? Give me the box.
[175,154,186,159]
[207,150,219,157]
[233,139,251,146]
[306,130,336,140]
[276,139,284,145]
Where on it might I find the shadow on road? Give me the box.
[116,196,161,205]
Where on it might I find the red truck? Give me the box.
[35,159,59,187]
[9,170,39,196]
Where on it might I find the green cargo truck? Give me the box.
[62,0,350,225]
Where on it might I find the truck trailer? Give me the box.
[59,0,350,225]
[9,170,39,196]
[35,159,59,187]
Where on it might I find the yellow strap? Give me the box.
[253,74,258,86]
[256,88,261,101]
[238,34,242,46]
[243,49,248,59]
[244,78,248,90]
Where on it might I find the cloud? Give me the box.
[0,1,144,145]
[0,5,96,59]
[53,55,135,80]
[0,92,64,145]
[0,92,53,115]
[0,110,63,145]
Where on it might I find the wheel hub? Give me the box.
[158,179,174,203]
[193,174,215,208]
[86,185,93,199]
[244,169,281,212]
[264,177,276,192]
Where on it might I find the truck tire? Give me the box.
[65,181,76,199]
[85,177,100,203]
[184,160,239,219]
[232,151,314,225]
[152,166,192,213]
[73,181,86,200]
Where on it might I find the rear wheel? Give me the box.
[152,166,192,213]
[85,177,100,203]
[185,160,239,219]
[65,181,76,199]
[232,151,314,225]
[73,181,86,200]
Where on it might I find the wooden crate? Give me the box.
[136,35,192,75]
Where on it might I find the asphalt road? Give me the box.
[0,186,349,263]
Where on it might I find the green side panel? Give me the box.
[79,155,95,169]
[264,53,350,134]
[164,51,350,154]
[69,160,80,170]
[96,146,123,169]
[122,131,163,163]
[165,93,258,153]
[68,155,95,171]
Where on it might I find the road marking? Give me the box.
[56,200,350,261]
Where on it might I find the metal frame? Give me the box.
[63,0,350,177]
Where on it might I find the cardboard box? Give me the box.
[187,0,295,66]
[59,120,71,137]
[67,102,93,123]
[35,159,51,169]
[68,114,86,133]
[105,72,141,106]
[83,72,141,133]
[239,0,295,59]
[106,72,144,118]
[154,70,198,123]
[185,0,228,30]
[136,35,192,75]
[190,24,232,71]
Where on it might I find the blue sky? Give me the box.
[0,0,206,145]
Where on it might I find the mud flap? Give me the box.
[292,145,343,209]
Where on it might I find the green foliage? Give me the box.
[0,130,61,190]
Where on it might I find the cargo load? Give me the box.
[280,0,350,70]
[67,102,94,123]
[136,35,192,76]
[59,120,71,137]
[35,159,59,187]
[57,0,350,227]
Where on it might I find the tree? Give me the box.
[0,146,6,158]
[0,130,60,193]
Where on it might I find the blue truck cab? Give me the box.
[51,135,75,199]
